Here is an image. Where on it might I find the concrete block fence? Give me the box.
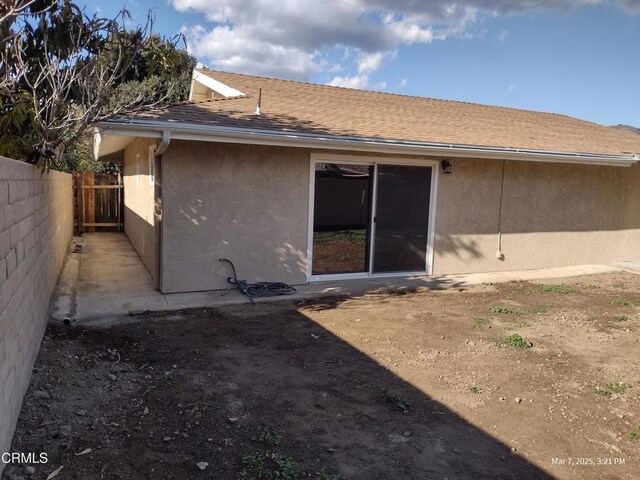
[0,157,73,473]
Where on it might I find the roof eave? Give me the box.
[94,119,640,167]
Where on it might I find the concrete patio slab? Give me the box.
[51,233,639,326]
[52,234,168,322]
[610,260,640,274]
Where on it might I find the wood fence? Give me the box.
[73,172,123,234]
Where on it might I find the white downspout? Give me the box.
[154,130,171,156]
[152,130,170,292]
[496,160,506,261]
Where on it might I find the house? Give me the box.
[94,69,640,293]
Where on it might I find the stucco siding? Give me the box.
[433,159,640,274]
[161,141,309,293]
[123,138,156,281]
[158,140,640,291]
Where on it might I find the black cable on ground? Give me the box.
[219,258,297,304]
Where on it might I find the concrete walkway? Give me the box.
[52,234,167,322]
[52,233,640,325]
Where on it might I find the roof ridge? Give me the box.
[197,68,586,123]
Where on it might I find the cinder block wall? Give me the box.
[0,157,72,471]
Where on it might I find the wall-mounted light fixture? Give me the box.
[441,159,452,174]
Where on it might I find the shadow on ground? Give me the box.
[6,300,551,480]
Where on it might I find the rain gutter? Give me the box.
[95,119,640,167]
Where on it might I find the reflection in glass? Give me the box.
[373,165,431,273]
[312,163,372,275]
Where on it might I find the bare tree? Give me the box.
[1,1,49,94]
[16,13,149,163]
[1,0,39,24]
[0,1,191,170]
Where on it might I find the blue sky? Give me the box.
[81,0,640,127]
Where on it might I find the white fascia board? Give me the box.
[192,70,245,98]
[188,78,196,102]
[95,120,640,167]
[93,127,135,160]
[93,127,102,160]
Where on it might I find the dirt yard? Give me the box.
[3,271,640,480]
[311,230,366,274]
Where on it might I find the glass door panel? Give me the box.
[312,163,373,275]
[372,165,431,273]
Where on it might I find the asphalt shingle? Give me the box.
[124,69,640,157]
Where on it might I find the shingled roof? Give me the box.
[116,69,640,158]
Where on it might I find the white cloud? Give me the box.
[328,51,396,89]
[386,19,435,43]
[358,52,387,75]
[172,0,638,88]
[183,24,319,79]
[328,75,370,89]
[618,0,640,11]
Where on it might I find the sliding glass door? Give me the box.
[312,163,373,275]
[311,159,434,278]
[372,165,432,273]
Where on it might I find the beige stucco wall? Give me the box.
[123,138,157,281]
[432,158,640,274]
[161,141,309,293]
[0,158,72,474]
[158,140,640,292]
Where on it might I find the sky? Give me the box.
[80,0,640,127]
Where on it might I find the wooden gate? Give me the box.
[73,172,123,234]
